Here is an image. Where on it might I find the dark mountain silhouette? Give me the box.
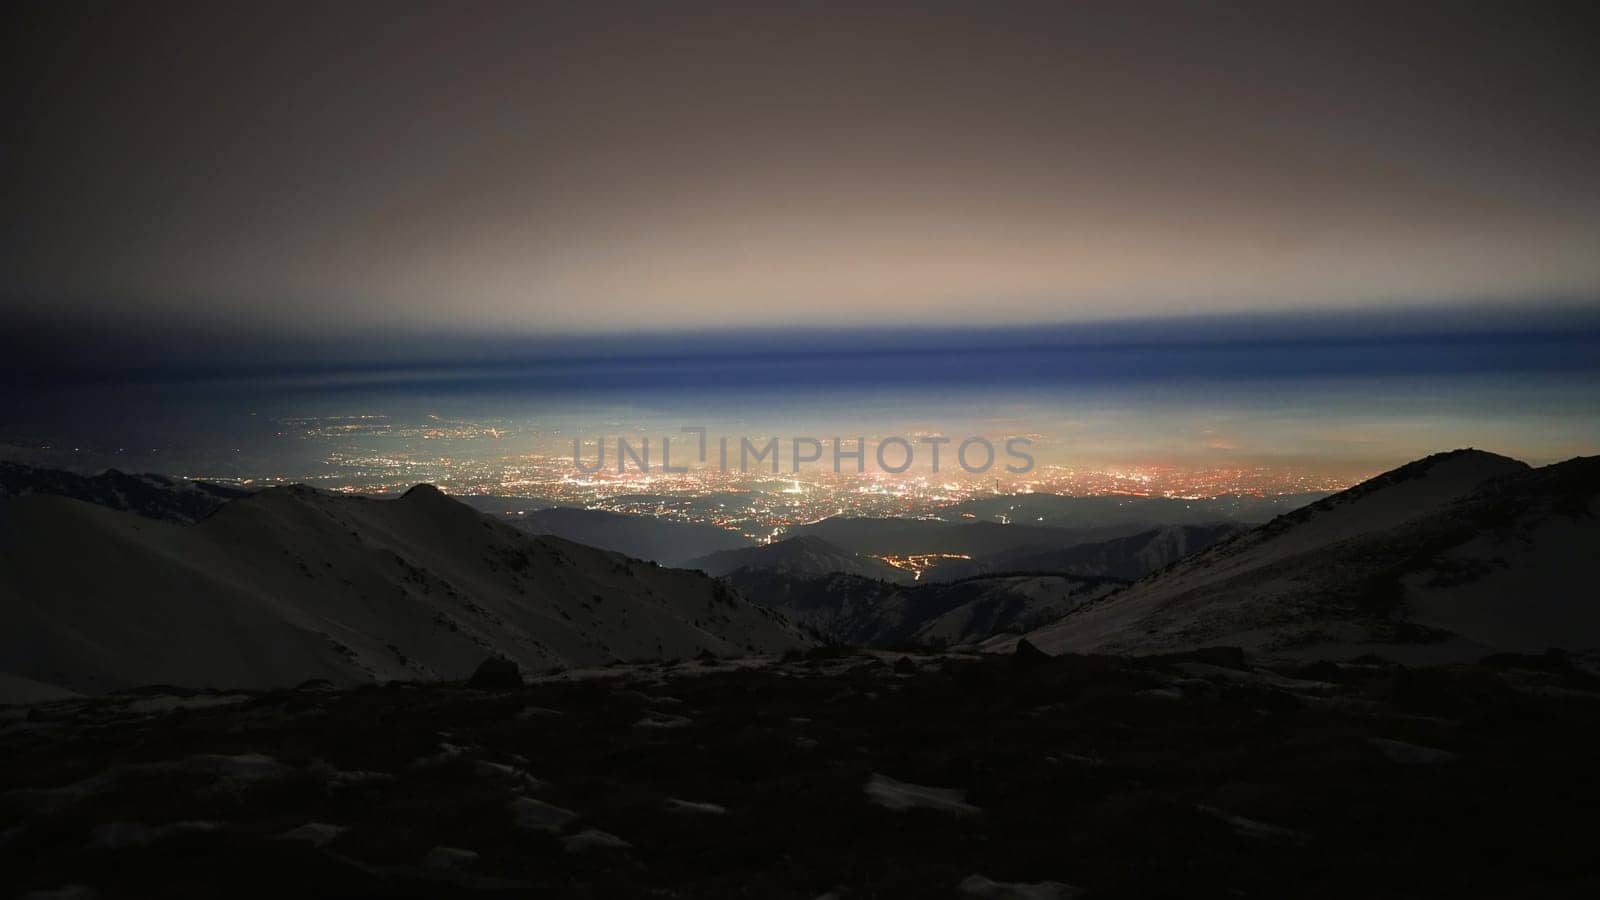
[0,461,247,523]
[724,567,1122,646]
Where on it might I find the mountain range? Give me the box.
[0,460,247,523]
[3,449,1595,700]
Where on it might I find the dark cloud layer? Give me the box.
[4,1,1598,336]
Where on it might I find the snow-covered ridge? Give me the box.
[1009,450,1598,660]
[0,482,809,694]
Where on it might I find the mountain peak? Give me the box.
[1414,447,1527,471]
[1315,448,1528,511]
[401,483,449,502]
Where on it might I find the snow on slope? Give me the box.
[1009,449,1600,659]
[0,484,807,694]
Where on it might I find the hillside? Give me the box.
[725,568,1122,647]
[684,535,912,582]
[1012,450,1599,659]
[0,485,807,694]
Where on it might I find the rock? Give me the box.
[185,753,287,787]
[634,713,693,729]
[864,774,982,815]
[960,874,1082,899]
[1196,805,1311,844]
[466,656,522,690]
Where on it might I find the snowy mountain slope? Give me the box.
[685,535,913,582]
[1010,450,1597,659]
[725,568,1122,646]
[0,461,247,523]
[0,485,808,694]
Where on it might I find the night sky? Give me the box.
[4,1,1598,340]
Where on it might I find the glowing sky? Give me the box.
[4,1,1598,337]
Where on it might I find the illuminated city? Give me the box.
[159,413,1372,542]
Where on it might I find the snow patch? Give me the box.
[665,798,727,815]
[1196,805,1309,844]
[563,828,632,852]
[474,759,546,787]
[508,796,575,832]
[864,774,981,815]
[634,713,693,729]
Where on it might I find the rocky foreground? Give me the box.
[5,647,1599,898]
